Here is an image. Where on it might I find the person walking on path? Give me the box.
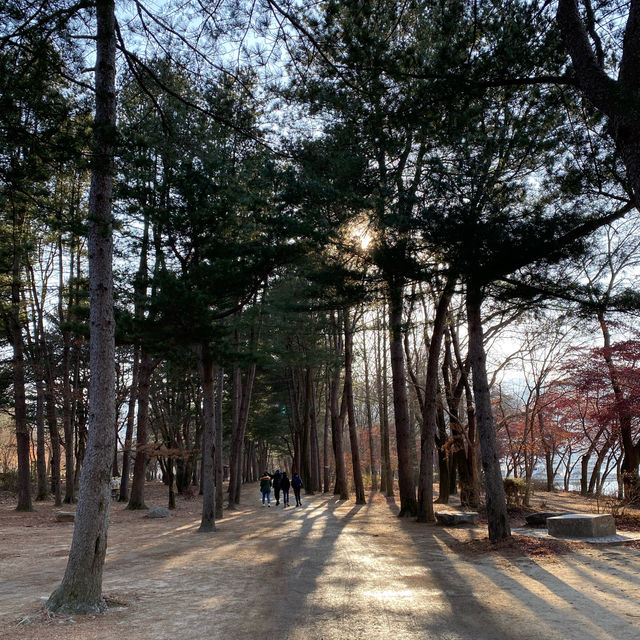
[292,472,303,507]
[281,472,290,508]
[272,469,282,506]
[260,472,272,507]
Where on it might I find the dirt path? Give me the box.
[1,485,640,639]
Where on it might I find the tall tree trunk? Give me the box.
[330,361,349,500]
[128,352,154,509]
[344,310,366,504]
[227,361,256,506]
[417,281,453,522]
[310,382,322,491]
[363,332,377,492]
[545,451,555,493]
[435,397,451,504]
[376,304,393,496]
[580,454,590,496]
[198,352,216,532]
[44,361,62,507]
[387,278,416,517]
[444,327,478,508]
[10,219,32,512]
[35,381,48,501]
[466,284,510,541]
[215,367,224,520]
[597,312,640,500]
[119,348,138,502]
[61,238,75,504]
[301,367,314,494]
[323,376,331,493]
[47,0,117,612]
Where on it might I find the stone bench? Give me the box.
[525,511,566,526]
[547,513,616,538]
[435,511,479,526]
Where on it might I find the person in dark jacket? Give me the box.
[272,469,282,505]
[280,472,290,508]
[259,472,272,507]
[292,472,303,507]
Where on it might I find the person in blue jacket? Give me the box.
[291,472,303,507]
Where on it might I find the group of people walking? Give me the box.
[259,469,303,508]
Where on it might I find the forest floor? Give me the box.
[1,483,640,640]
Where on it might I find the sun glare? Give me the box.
[349,220,374,252]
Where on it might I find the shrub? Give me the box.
[503,477,527,506]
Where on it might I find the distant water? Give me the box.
[532,466,619,496]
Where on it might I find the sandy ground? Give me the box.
[1,484,640,640]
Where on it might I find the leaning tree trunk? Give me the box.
[417,281,453,522]
[47,0,117,612]
[387,278,417,517]
[466,284,510,542]
[597,312,640,501]
[557,0,640,208]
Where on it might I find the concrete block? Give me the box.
[435,511,479,526]
[547,513,616,538]
[525,512,566,526]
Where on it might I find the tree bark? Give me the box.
[417,280,453,522]
[387,278,416,516]
[198,352,216,532]
[329,355,349,500]
[44,360,62,507]
[301,367,314,493]
[310,382,322,491]
[597,312,640,500]
[344,310,366,504]
[10,212,32,512]
[363,331,377,492]
[119,348,138,501]
[323,381,331,493]
[127,351,154,509]
[466,284,510,542]
[376,304,393,496]
[35,380,48,501]
[227,361,256,506]
[215,367,224,520]
[61,238,75,504]
[47,0,117,612]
